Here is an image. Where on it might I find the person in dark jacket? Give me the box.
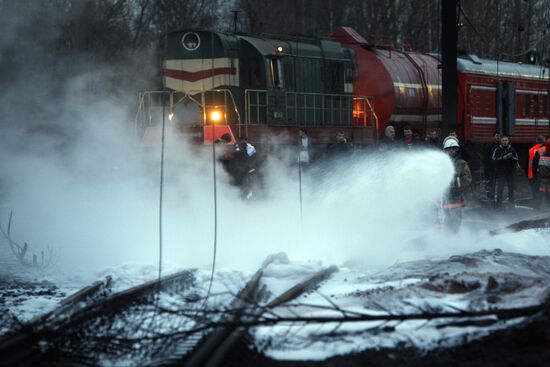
[492,135,519,207]
[424,129,440,149]
[379,125,397,151]
[402,125,421,149]
[484,133,501,199]
[327,131,353,159]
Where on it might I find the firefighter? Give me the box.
[441,137,472,232]
[532,137,550,207]
[528,136,546,208]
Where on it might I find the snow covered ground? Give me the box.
[254,244,550,360]
[2,229,550,362]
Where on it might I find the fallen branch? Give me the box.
[0,211,53,268]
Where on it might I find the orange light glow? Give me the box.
[211,111,221,122]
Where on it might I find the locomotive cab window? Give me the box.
[268,57,283,89]
[248,57,262,88]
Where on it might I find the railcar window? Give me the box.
[543,95,548,117]
[534,95,539,118]
[524,95,529,117]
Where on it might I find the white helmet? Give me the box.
[443,136,460,149]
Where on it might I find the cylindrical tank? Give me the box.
[333,27,442,135]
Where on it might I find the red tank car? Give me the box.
[332,27,442,139]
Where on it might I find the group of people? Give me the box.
[484,133,550,208]
[379,125,440,151]
[215,125,550,216]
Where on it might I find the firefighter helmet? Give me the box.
[443,136,460,149]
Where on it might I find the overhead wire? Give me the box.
[198,30,219,310]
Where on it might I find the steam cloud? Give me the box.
[1,3,548,281]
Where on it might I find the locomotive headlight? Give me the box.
[205,107,224,125]
[276,46,284,53]
[211,110,221,122]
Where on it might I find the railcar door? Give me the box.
[467,84,498,143]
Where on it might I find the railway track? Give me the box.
[0,261,338,366]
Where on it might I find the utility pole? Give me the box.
[441,0,459,138]
[232,10,240,33]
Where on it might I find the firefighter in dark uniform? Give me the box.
[442,136,472,232]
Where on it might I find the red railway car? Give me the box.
[457,56,549,144]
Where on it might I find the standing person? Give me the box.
[236,136,256,157]
[484,133,501,200]
[441,136,472,232]
[234,137,257,199]
[528,135,546,208]
[402,126,419,149]
[379,125,397,151]
[327,131,353,160]
[532,137,550,207]
[424,129,440,148]
[297,128,311,167]
[492,135,519,207]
